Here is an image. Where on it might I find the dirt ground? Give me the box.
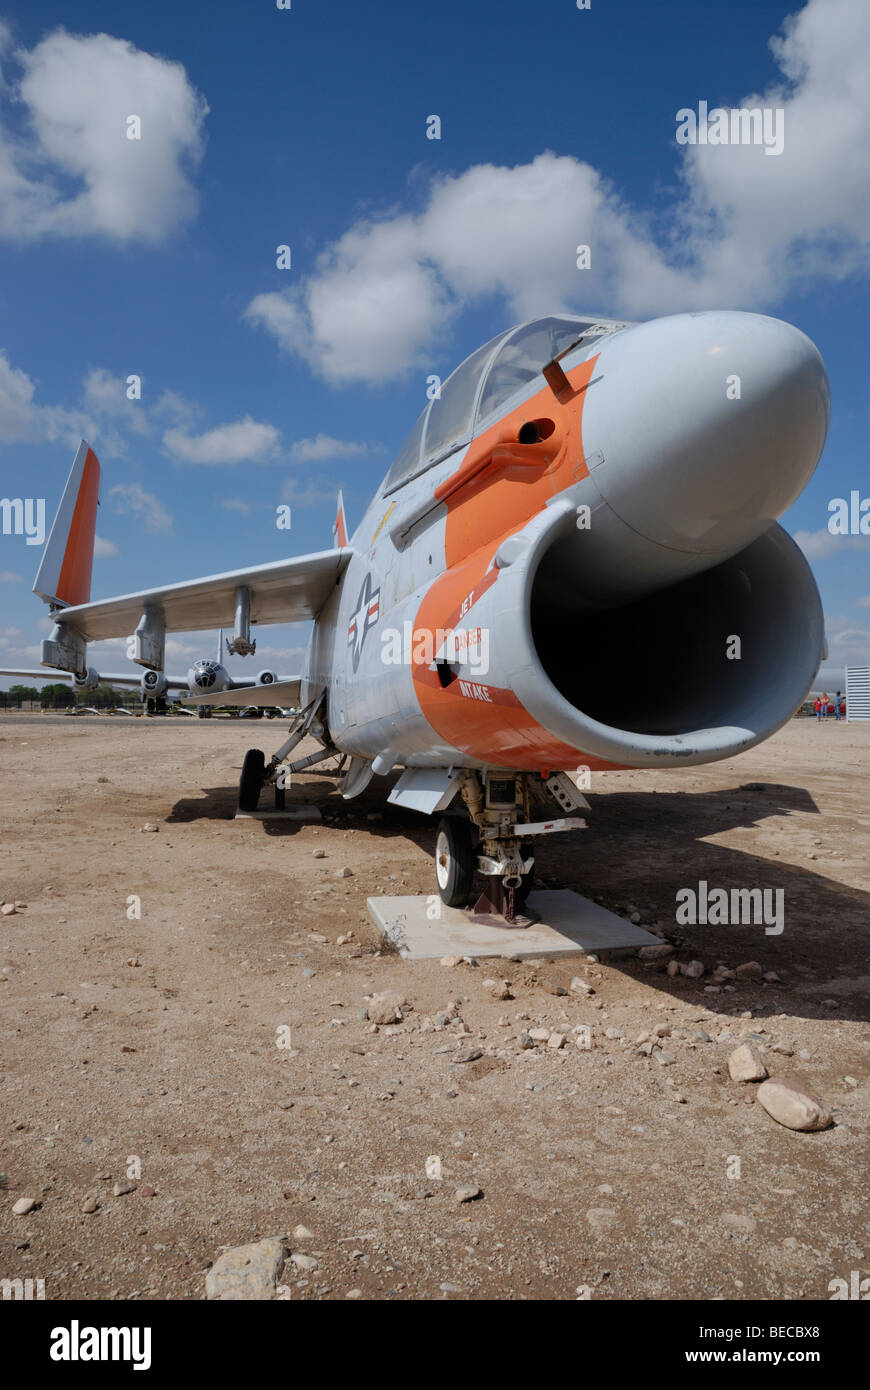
[1,712,868,1301]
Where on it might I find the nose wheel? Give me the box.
[434,816,475,908]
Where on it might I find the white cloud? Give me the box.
[107,482,172,534]
[84,369,149,434]
[0,349,91,446]
[0,570,21,581]
[825,614,870,666]
[281,475,337,508]
[288,433,371,462]
[0,30,207,243]
[218,497,254,514]
[163,417,280,465]
[245,0,870,383]
[792,528,870,561]
[93,534,119,557]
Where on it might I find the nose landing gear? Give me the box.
[432,770,587,926]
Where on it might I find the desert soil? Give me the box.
[1,713,868,1301]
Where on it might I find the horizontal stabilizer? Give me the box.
[184,677,302,708]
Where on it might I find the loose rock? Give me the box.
[205,1236,288,1300]
[756,1077,832,1131]
[728,1043,768,1083]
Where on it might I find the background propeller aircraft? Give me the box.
[16,310,829,921]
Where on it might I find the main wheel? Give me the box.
[238,748,266,811]
[434,816,475,908]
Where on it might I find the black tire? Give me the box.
[238,748,266,811]
[434,816,475,908]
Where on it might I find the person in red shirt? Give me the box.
[814,696,822,721]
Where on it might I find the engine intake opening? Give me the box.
[529,525,822,742]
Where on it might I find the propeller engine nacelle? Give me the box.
[73,666,101,692]
[187,659,232,694]
[140,669,169,699]
[256,669,278,686]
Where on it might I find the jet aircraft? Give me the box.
[17,311,830,921]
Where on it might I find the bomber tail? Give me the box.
[333,490,348,548]
[33,441,101,609]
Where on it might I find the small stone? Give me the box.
[312,848,327,858]
[756,1077,832,1131]
[548,1032,566,1050]
[292,1224,314,1240]
[638,943,674,960]
[763,971,781,983]
[206,1237,288,1300]
[570,977,594,995]
[291,1253,319,1272]
[334,867,353,878]
[455,1185,481,1203]
[519,1033,533,1049]
[440,956,463,968]
[139,1186,156,1199]
[141,823,159,833]
[81,1196,99,1214]
[728,1044,768,1083]
[12,1197,37,1215]
[366,990,405,1025]
[113,1179,137,1196]
[654,1051,676,1066]
[453,1047,483,1064]
[1,903,17,916]
[653,1023,671,1038]
[666,960,681,977]
[484,978,512,1000]
[586,1207,618,1231]
[346,1288,362,1299]
[528,1027,550,1042]
[735,961,763,980]
[843,1076,859,1088]
[772,1041,794,1056]
[682,960,704,979]
[604,1027,623,1040]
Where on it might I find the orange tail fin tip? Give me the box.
[33,441,101,608]
[333,489,348,549]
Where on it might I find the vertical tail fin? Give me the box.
[33,441,101,607]
[333,489,348,549]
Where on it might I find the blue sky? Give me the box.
[0,0,868,685]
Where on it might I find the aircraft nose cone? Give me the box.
[588,311,829,554]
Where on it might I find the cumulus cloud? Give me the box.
[792,528,870,561]
[0,570,22,582]
[0,29,207,243]
[824,614,870,666]
[163,417,280,465]
[0,349,91,446]
[245,0,870,383]
[288,433,372,462]
[281,475,337,508]
[84,369,149,434]
[107,482,172,533]
[93,534,119,557]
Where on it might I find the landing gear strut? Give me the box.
[431,771,588,926]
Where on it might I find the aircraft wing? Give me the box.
[0,666,189,690]
[48,549,351,643]
[184,677,302,708]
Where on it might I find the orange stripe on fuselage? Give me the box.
[412,355,625,771]
[56,447,100,608]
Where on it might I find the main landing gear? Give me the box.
[236,700,338,812]
[433,770,589,926]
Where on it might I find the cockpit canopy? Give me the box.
[384,313,631,493]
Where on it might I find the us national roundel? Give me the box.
[347,572,381,672]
